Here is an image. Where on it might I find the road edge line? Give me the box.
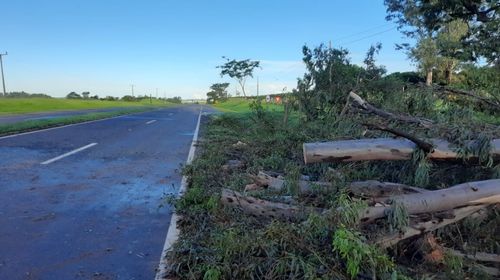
[155,106,203,280]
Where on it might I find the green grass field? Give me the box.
[211,97,284,113]
[0,98,173,115]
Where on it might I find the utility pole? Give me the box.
[256,76,259,96]
[130,84,135,97]
[0,52,8,96]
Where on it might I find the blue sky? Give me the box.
[2,0,414,99]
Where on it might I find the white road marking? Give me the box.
[41,143,97,165]
[146,120,157,125]
[155,105,203,280]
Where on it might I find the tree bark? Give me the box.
[426,69,433,86]
[447,249,500,263]
[360,179,500,223]
[220,188,321,220]
[374,205,486,248]
[249,171,425,197]
[303,138,500,164]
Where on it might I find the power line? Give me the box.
[331,23,393,42]
[336,26,397,46]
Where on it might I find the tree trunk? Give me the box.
[374,205,486,248]
[426,69,433,86]
[249,172,425,197]
[360,179,500,223]
[220,188,321,220]
[445,68,452,85]
[303,138,500,164]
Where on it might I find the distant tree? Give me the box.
[66,92,82,99]
[363,43,387,81]
[206,83,230,104]
[217,57,260,98]
[410,36,439,86]
[435,20,469,84]
[385,0,499,65]
[82,91,90,99]
[90,95,99,99]
[166,96,182,104]
[121,95,136,101]
[5,91,51,98]
[101,96,117,101]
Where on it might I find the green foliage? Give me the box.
[3,91,52,98]
[217,57,260,97]
[333,227,394,279]
[297,44,364,120]
[203,267,221,280]
[334,191,366,227]
[385,0,499,64]
[66,92,82,99]
[386,200,409,233]
[412,149,432,187]
[443,250,464,279]
[206,83,230,104]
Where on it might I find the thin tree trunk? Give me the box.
[426,69,433,86]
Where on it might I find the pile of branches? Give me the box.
[219,91,500,278]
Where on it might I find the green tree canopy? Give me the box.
[385,0,499,65]
[217,57,260,97]
[206,82,230,104]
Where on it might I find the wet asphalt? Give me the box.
[0,105,208,279]
[0,107,142,124]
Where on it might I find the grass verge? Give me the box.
[212,97,283,113]
[0,108,152,136]
[167,98,499,279]
[0,97,174,115]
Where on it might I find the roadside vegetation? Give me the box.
[166,2,499,279]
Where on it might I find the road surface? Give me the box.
[0,105,208,279]
[0,107,144,124]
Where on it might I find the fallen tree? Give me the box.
[222,179,499,248]
[348,91,434,128]
[430,84,500,112]
[248,171,426,197]
[360,179,500,223]
[303,138,500,164]
[220,188,322,220]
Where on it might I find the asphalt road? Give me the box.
[0,105,209,279]
[0,107,142,124]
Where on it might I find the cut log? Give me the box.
[249,171,331,193]
[220,188,322,220]
[447,249,500,263]
[375,205,486,248]
[360,179,500,223]
[348,180,428,198]
[249,172,423,197]
[303,138,500,164]
[348,91,434,128]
